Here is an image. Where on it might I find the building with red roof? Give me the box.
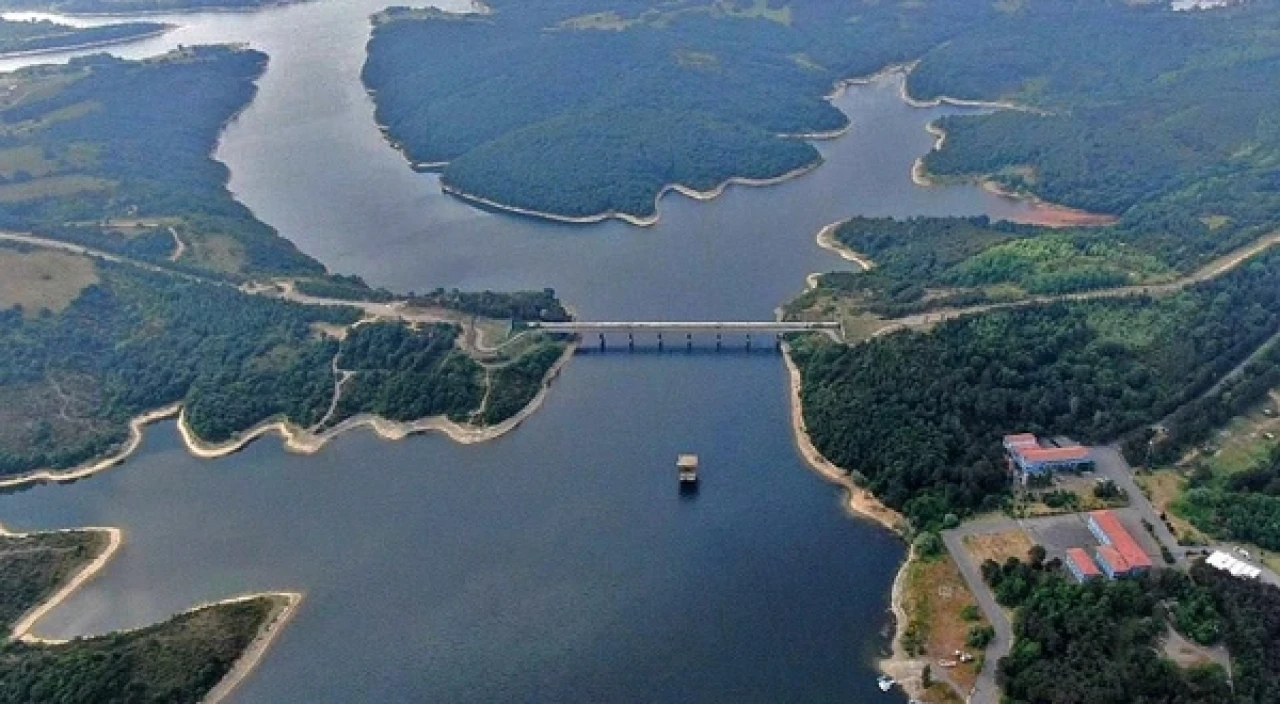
[1066,547,1102,582]
[1087,510,1153,576]
[1002,434,1094,484]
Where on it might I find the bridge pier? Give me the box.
[657,332,663,352]
[746,333,751,352]
[775,333,782,353]
[716,333,721,352]
[628,333,634,352]
[686,333,692,352]
[599,333,606,352]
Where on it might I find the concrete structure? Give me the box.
[1003,434,1093,483]
[677,454,699,484]
[529,320,843,351]
[1086,510,1152,575]
[1066,547,1102,582]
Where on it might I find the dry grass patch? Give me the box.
[901,554,986,695]
[0,175,113,203]
[963,529,1034,565]
[186,234,246,275]
[0,145,59,179]
[0,248,97,316]
[1138,470,1208,545]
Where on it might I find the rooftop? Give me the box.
[1003,433,1039,448]
[1019,446,1091,463]
[1089,511,1153,569]
[1096,545,1130,573]
[1067,547,1101,577]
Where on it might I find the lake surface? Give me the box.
[0,2,1036,701]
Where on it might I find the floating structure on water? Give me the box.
[677,454,699,484]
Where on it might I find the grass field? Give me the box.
[0,247,98,315]
[901,554,986,696]
[0,174,113,203]
[962,529,1034,565]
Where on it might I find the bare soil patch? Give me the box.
[0,248,97,315]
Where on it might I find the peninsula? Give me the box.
[0,17,169,57]
[0,524,297,703]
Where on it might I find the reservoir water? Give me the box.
[0,2,1040,701]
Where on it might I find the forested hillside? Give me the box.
[0,243,568,478]
[0,46,319,277]
[979,556,1280,704]
[905,0,1280,281]
[0,529,287,704]
[0,18,166,56]
[792,248,1280,527]
[363,0,1000,221]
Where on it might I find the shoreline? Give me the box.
[0,25,173,59]
[439,159,822,228]
[0,342,576,490]
[202,591,303,704]
[782,346,921,697]
[913,120,1118,228]
[877,546,930,702]
[782,345,903,534]
[0,522,302,700]
[814,220,874,271]
[3,524,123,642]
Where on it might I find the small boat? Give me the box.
[877,675,896,692]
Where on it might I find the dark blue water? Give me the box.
[0,4,1043,700]
[1,354,905,703]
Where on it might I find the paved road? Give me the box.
[1090,446,1185,566]
[942,519,1019,704]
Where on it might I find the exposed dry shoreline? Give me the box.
[783,347,927,697]
[2,523,123,642]
[877,546,931,702]
[911,114,1118,229]
[814,220,874,271]
[202,591,303,704]
[1,521,301,704]
[440,160,823,228]
[782,346,903,534]
[0,342,576,490]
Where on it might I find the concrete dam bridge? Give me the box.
[526,320,843,352]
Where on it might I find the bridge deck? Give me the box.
[528,321,840,334]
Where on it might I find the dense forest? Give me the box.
[985,556,1234,704]
[332,322,484,424]
[365,0,1280,256]
[0,245,569,477]
[363,0,1004,220]
[792,248,1280,527]
[1174,444,1280,552]
[807,216,1176,315]
[0,529,283,704]
[904,0,1280,284]
[983,554,1280,704]
[0,18,165,56]
[0,46,320,277]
